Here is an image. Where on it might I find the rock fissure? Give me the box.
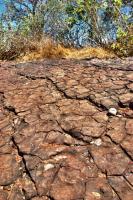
[11,136,39,196]
[107,178,122,200]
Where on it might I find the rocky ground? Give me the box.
[0,57,133,200]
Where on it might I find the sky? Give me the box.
[0,1,5,15]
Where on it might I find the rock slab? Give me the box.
[0,57,133,200]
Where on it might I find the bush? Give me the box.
[0,29,65,61]
[0,30,38,60]
[111,25,133,57]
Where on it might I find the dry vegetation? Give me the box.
[16,38,115,62]
[65,47,116,59]
[17,38,66,61]
[0,33,129,62]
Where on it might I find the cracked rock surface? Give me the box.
[0,57,133,200]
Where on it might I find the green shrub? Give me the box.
[111,25,133,57]
[0,30,37,60]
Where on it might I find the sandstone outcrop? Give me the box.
[0,58,133,200]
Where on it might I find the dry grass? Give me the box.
[19,42,116,62]
[65,46,116,59]
[0,33,116,62]
[17,38,66,62]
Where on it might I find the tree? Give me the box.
[0,0,132,52]
[2,0,46,37]
[64,0,132,47]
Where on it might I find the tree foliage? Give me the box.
[0,0,132,57]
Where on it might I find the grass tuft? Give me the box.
[65,47,116,59]
[18,37,65,62]
[18,42,116,62]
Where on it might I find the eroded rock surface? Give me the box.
[0,57,133,200]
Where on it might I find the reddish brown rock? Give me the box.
[50,180,85,200]
[121,135,133,159]
[108,176,133,200]
[106,117,126,143]
[126,119,133,135]
[0,190,8,200]
[124,161,133,187]
[89,142,130,175]
[0,154,22,186]
[0,58,133,199]
[85,177,119,200]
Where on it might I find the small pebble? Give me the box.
[94,138,102,146]
[44,163,54,171]
[108,107,117,115]
[90,138,102,146]
[92,192,101,198]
